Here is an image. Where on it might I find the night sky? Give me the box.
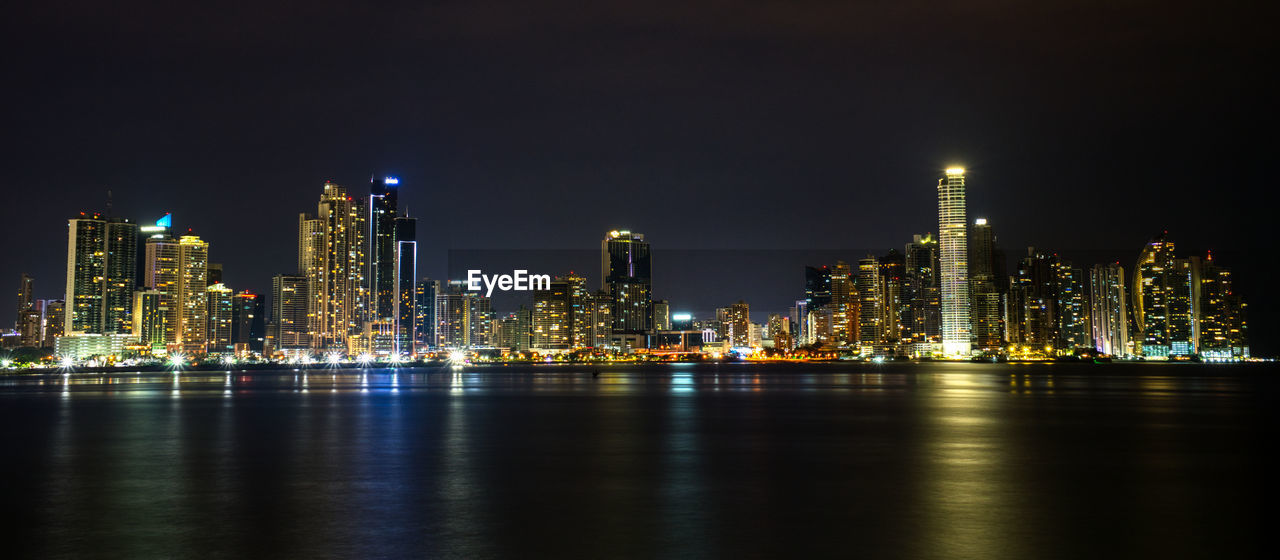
[4,1,1277,352]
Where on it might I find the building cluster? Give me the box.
[2,169,1251,364]
[778,169,1249,361]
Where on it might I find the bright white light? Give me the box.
[389,353,402,363]
[945,167,965,175]
[222,355,236,365]
[357,353,373,365]
[449,351,466,362]
[384,177,399,185]
[60,356,75,368]
[326,352,342,364]
[169,353,186,367]
[974,218,988,226]
[1,359,11,368]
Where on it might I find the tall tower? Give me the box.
[601,230,652,336]
[299,182,367,351]
[968,218,1003,352]
[904,233,941,349]
[206,282,234,355]
[369,176,400,325]
[392,215,417,355]
[64,213,138,335]
[176,235,209,354]
[937,168,970,356]
[1089,263,1129,356]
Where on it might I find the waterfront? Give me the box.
[2,363,1271,558]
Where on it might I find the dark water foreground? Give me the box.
[1,362,1272,558]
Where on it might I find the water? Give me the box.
[1,362,1272,558]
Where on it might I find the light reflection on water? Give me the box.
[0,362,1269,557]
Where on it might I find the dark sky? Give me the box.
[4,1,1277,351]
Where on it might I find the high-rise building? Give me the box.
[1194,252,1247,359]
[64,213,138,335]
[879,250,906,350]
[270,274,310,354]
[232,290,265,356]
[369,176,400,326]
[903,234,941,350]
[937,168,970,356]
[40,299,65,347]
[1055,262,1091,352]
[436,280,492,349]
[131,288,166,350]
[767,313,791,350]
[299,182,367,351]
[1005,247,1057,351]
[16,273,41,347]
[968,219,1003,352]
[533,276,573,350]
[1133,234,1196,358]
[727,301,750,348]
[856,255,881,350]
[829,261,857,347]
[393,216,417,355]
[1089,263,1129,356]
[206,283,234,355]
[601,230,652,336]
[414,278,440,352]
[651,299,671,332]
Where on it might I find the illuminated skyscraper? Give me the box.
[16,273,41,347]
[369,176,400,326]
[829,261,857,347]
[903,234,940,351]
[414,278,440,351]
[601,230,652,340]
[879,250,906,350]
[1089,263,1129,356]
[968,219,1003,352]
[727,301,750,348]
[392,216,416,355]
[175,235,209,354]
[206,282,234,355]
[1133,234,1196,358]
[232,290,264,356]
[64,213,138,335]
[533,276,573,350]
[269,274,309,354]
[299,181,367,351]
[132,288,165,350]
[937,168,970,356]
[856,255,881,350]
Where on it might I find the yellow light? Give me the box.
[945,167,965,175]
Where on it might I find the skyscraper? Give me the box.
[392,216,417,355]
[369,176,400,326]
[414,278,440,352]
[64,213,138,335]
[269,274,310,354]
[176,235,209,354]
[132,288,166,350]
[1089,263,1129,356]
[937,168,970,356]
[299,181,367,351]
[232,290,264,356]
[856,255,882,353]
[1133,234,1196,358]
[903,233,941,352]
[16,273,41,347]
[727,301,750,348]
[829,261,857,347]
[206,282,234,355]
[533,276,573,350]
[879,250,906,351]
[968,219,1003,352]
[601,230,652,341]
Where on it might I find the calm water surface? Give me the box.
[1,362,1272,558]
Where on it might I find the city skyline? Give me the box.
[1,167,1255,361]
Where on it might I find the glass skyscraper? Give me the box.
[937,168,970,356]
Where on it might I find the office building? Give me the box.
[601,230,652,336]
[1089,263,1129,356]
[393,216,416,355]
[937,168,970,356]
[270,274,309,354]
[64,213,138,335]
[299,181,367,351]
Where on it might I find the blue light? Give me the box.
[384,177,399,185]
[155,213,171,227]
